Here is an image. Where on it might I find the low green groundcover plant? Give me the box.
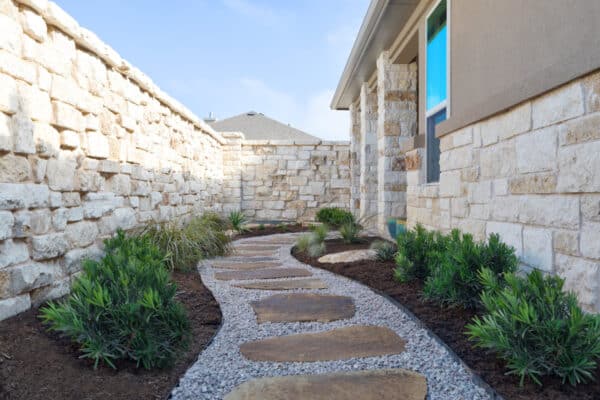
[316,207,355,229]
[467,269,600,386]
[423,231,518,308]
[140,213,230,271]
[40,230,190,370]
[394,224,449,283]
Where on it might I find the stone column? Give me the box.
[349,102,361,217]
[376,52,418,236]
[359,83,378,228]
[220,132,244,213]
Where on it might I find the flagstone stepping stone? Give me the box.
[240,325,405,362]
[250,293,354,323]
[234,251,278,257]
[222,256,278,263]
[212,261,282,270]
[233,278,327,290]
[224,368,427,400]
[214,268,312,281]
[318,249,377,263]
[234,245,280,251]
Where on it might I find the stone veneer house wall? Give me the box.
[333,0,600,312]
[0,0,349,320]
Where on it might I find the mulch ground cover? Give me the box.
[233,223,309,239]
[292,238,600,400]
[0,270,221,400]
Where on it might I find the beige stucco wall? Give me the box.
[407,72,600,312]
[438,0,600,136]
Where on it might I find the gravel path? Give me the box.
[171,233,495,400]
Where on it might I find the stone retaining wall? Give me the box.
[223,133,351,222]
[405,72,600,312]
[0,1,352,320]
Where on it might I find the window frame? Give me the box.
[424,0,450,183]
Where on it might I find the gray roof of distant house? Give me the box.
[209,111,320,141]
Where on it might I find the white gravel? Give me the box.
[171,233,496,400]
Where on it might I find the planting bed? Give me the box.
[234,223,308,239]
[0,271,221,400]
[292,238,600,400]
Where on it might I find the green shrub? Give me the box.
[370,240,397,261]
[140,213,230,271]
[339,220,362,244]
[258,223,265,230]
[40,230,190,370]
[423,232,518,308]
[467,269,600,386]
[316,207,355,228]
[228,210,248,233]
[393,224,448,283]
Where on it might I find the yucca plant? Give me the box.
[228,210,248,233]
[339,219,362,244]
[467,269,600,386]
[40,230,190,370]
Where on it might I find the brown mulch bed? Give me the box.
[292,238,600,400]
[0,271,221,400]
[233,223,309,239]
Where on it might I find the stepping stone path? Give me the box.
[224,369,427,400]
[251,293,355,323]
[171,233,495,400]
[212,261,282,270]
[233,278,327,290]
[214,268,312,281]
[240,325,406,362]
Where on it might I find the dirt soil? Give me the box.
[0,270,221,400]
[293,239,600,400]
[233,223,309,239]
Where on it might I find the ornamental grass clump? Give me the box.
[393,224,449,283]
[423,231,518,308]
[40,230,190,370]
[140,213,230,271]
[467,269,600,386]
[227,210,248,233]
[316,207,355,229]
[339,219,363,244]
[295,224,329,257]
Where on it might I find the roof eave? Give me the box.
[331,0,419,110]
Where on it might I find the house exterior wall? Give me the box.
[406,73,600,312]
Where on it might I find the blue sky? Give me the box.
[54,0,369,140]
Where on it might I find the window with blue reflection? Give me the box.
[426,0,447,111]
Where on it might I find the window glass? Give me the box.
[427,108,446,183]
[426,0,447,111]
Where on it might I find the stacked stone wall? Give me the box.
[0,0,227,320]
[406,72,600,312]
[237,139,351,222]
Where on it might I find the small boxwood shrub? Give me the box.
[423,231,518,308]
[393,224,449,283]
[40,230,190,370]
[370,240,397,261]
[316,207,355,229]
[140,213,230,271]
[467,269,600,386]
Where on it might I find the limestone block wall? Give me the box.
[0,0,226,320]
[406,71,600,312]
[232,138,351,222]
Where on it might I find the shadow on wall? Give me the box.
[0,87,225,318]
